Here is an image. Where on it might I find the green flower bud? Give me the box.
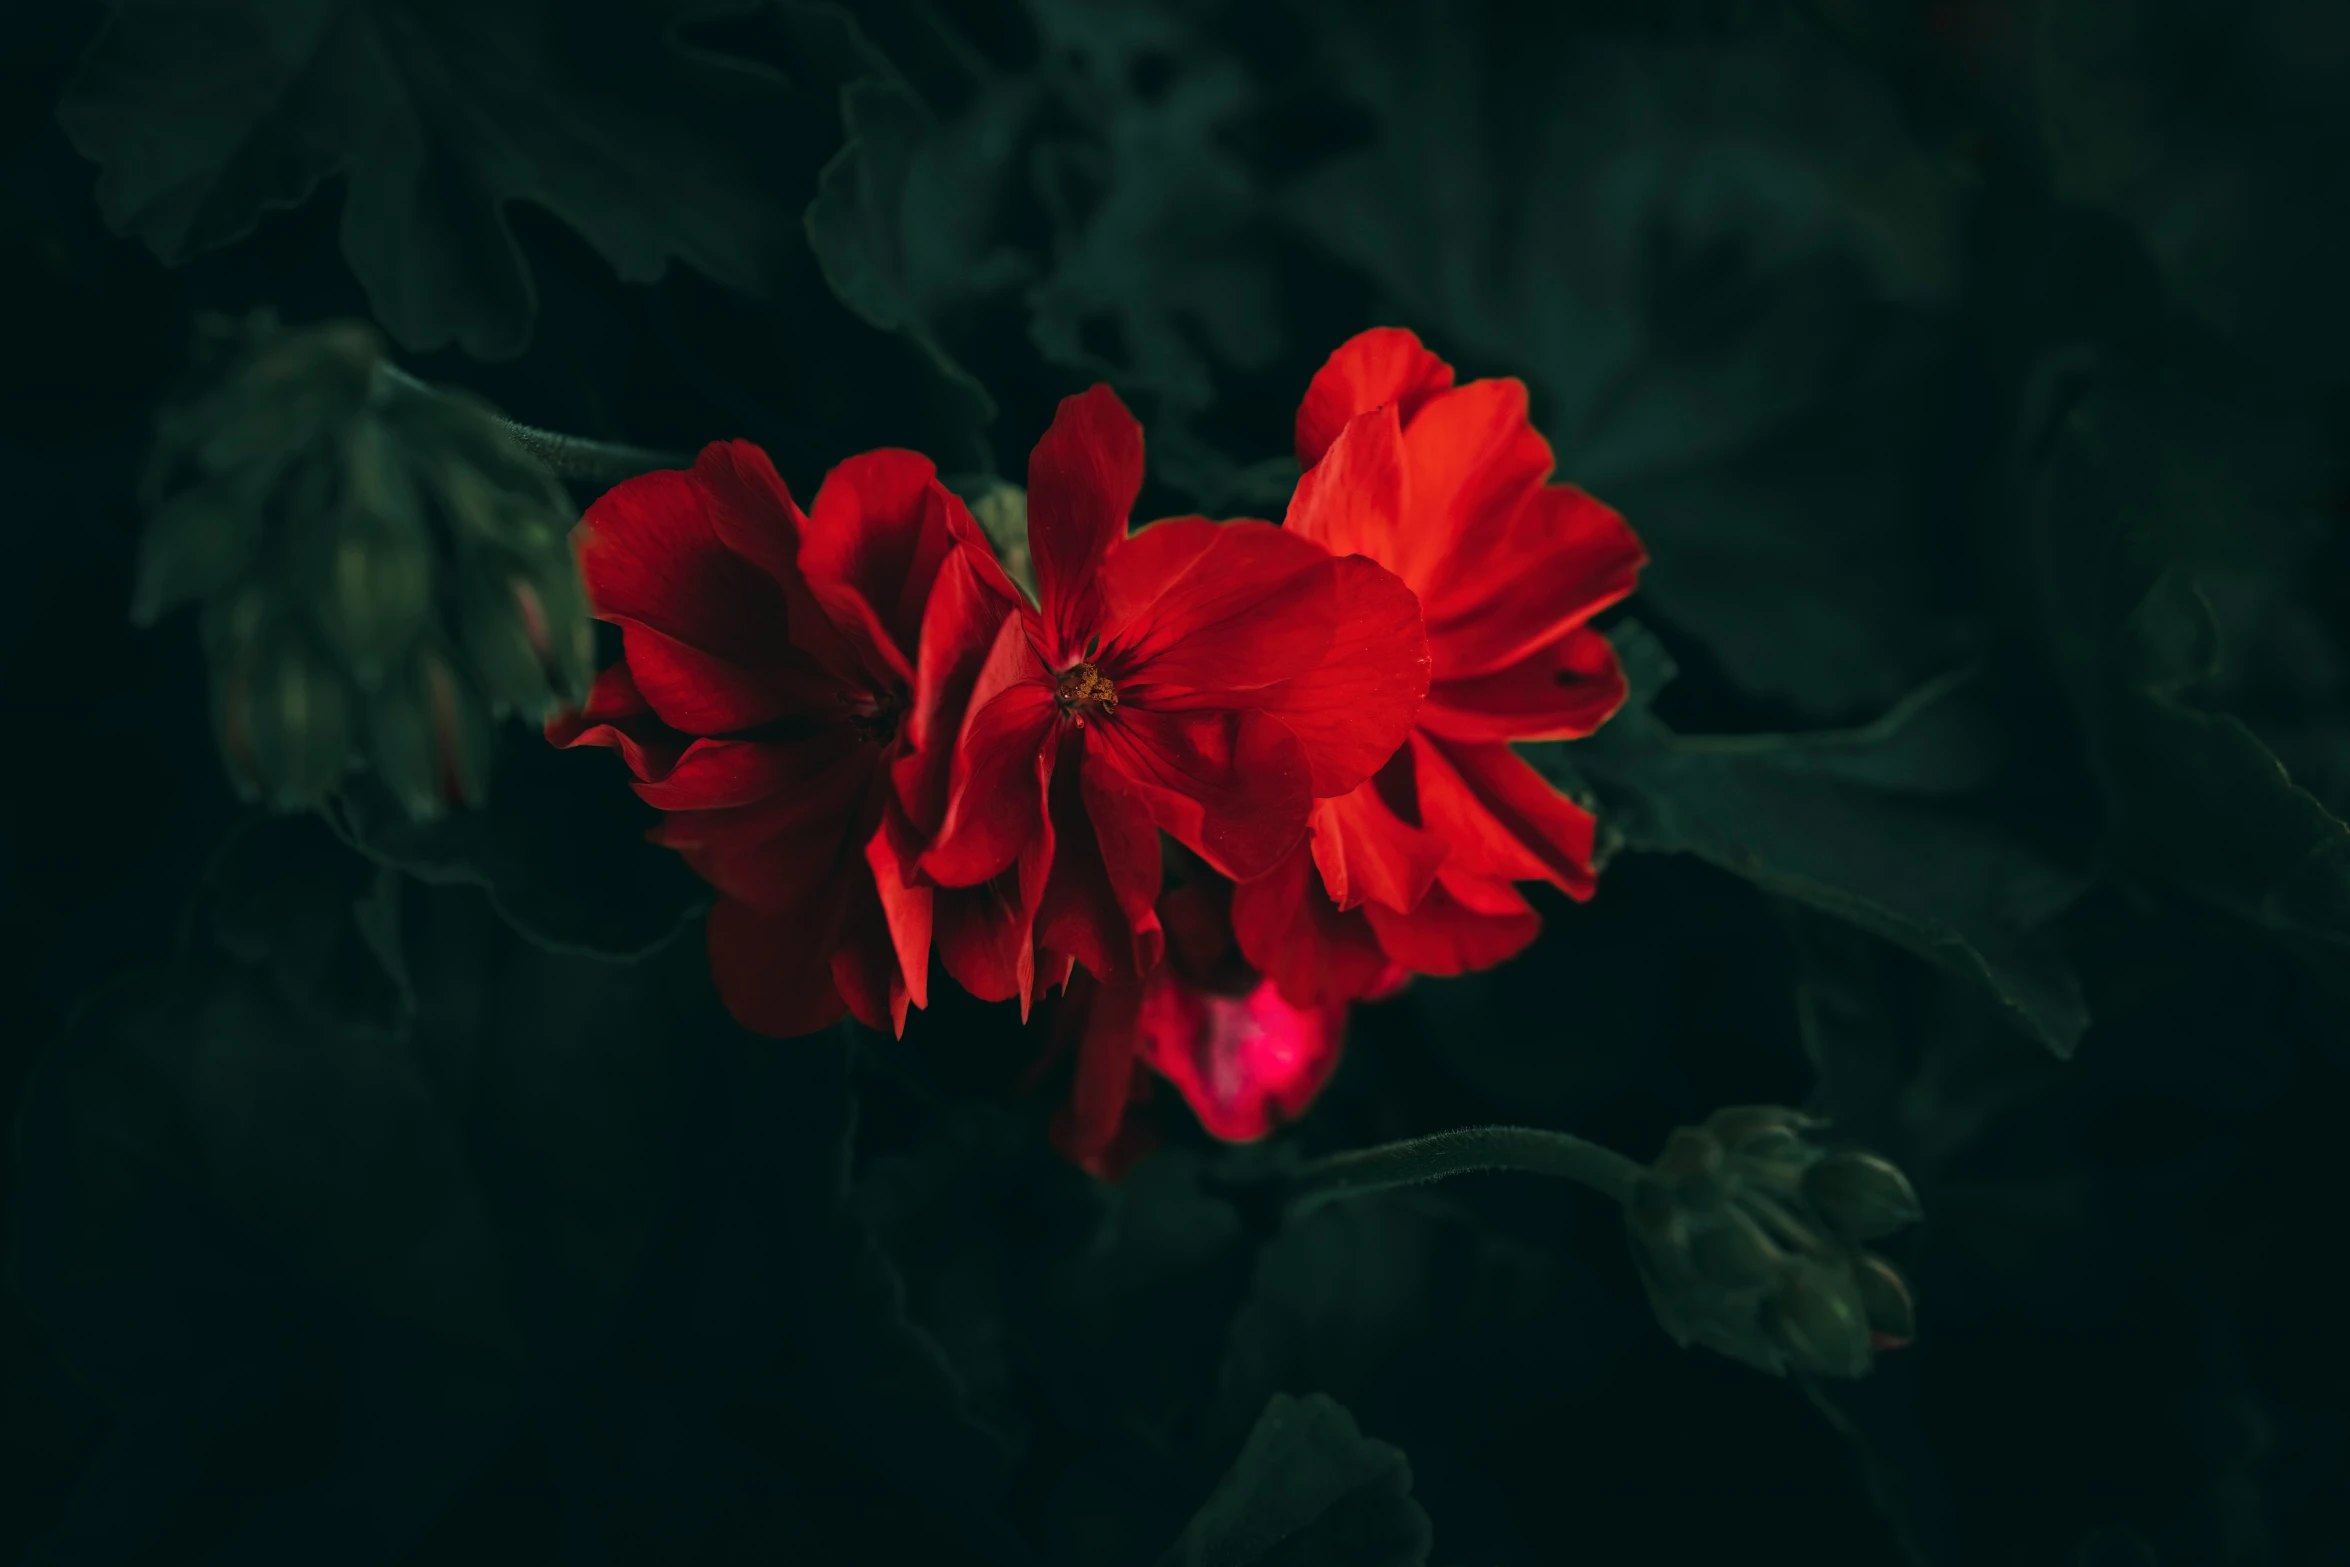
[1623,1104,1923,1379]
[207,599,354,809]
[138,311,595,820]
[368,642,493,820]
[1805,1151,1924,1243]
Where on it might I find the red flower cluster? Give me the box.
[553,329,1643,1170]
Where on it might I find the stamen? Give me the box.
[1055,661,1119,719]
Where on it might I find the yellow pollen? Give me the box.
[1055,661,1118,714]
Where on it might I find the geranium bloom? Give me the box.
[549,442,1023,1037]
[1233,329,1647,1001]
[922,384,1430,994]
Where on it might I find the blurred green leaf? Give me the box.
[1288,2,1969,714]
[1546,623,2090,1054]
[804,66,1030,471]
[2017,347,2350,951]
[59,0,856,358]
[2020,0,2350,382]
[1157,1392,1431,1567]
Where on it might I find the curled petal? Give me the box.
[1027,384,1142,662]
[547,662,688,780]
[1296,327,1454,469]
[1420,624,1628,744]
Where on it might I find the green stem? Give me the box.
[377,364,690,484]
[1287,1125,1646,1216]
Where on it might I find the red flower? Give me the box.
[921,384,1430,1000]
[548,441,1023,1037]
[1233,329,1647,1001]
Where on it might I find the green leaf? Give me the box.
[59,0,852,358]
[2017,348,2350,951]
[803,70,1029,471]
[1545,623,2090,1055]
[1288,3,1969,714]
[326,722,706,960]
[1158,1392,1431,1567]
[2019,0,2350,382]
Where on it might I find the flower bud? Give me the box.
[1624,1104,1923,1379]
[368,642,492,819]
[1805,1151,1924,1243]
[207,601,354,809]
[138,311,594,820]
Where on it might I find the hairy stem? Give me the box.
[377,363,690,484]
[1287,1125,1646,1216]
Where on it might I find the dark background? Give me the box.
[5,1,2349,1563]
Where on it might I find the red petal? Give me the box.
[803,449,964,688]
[575,446,842,729]
[1249,553,1429,797]
[1414,734,1598,899]
[1027,385,1141,663]
[867,802,933,1018]
[829,887,910,1036]
[1362,873,1541,976]
[547,662,688,780]
[706,896,847,1037]
[693,441,870,688]
[1036,734,1165,985]
[1231,840,1404,1007]
[921,613,1055,887]
[1423,484,1646,682]
[1047,971,1152,1176]
[1097,518,1338,698]
[650,736,875,917]
[1136,967,1349,1142]
[1306,770,1446,915]
[1089,705,1311,882]
[1285,405,1411,579]
[1420,624,1629,744]
[631,736,813,811]
[1295,327,1455,469]
[935,876,1036,1009]
[895,546,1021,833]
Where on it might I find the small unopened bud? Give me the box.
[209,616,354,809]
[1805,1151,1924,1243]
[1624,1104,1923,1379]
[369,643,491,818]
[968,481,1034,600]
[1853,1253,1917,1349]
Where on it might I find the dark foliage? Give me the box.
[7,1,2349,1563]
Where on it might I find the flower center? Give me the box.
[844,688,905,744]
[1055,661,1119,719]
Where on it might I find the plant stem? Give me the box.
[1287,1125,1646,1216]
[376,364,690,484]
